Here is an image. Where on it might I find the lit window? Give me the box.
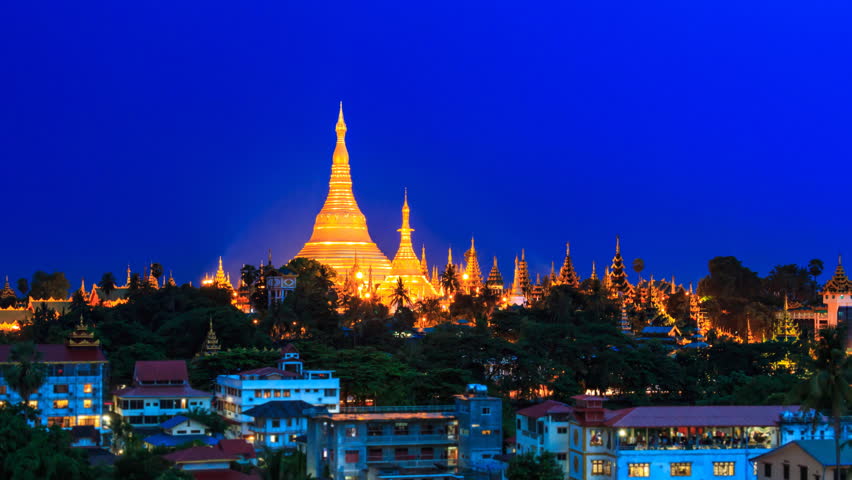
[0,386,5,394]
[629,463,650,477]
[274,390,281,398]
[83,399,92,409]
[53,399,69,408]
[345,427,357,437]
[481,430,493,435]
[593,460,612,476]
[270,435,278,443]
[714,462,735,476]
[282,390,291,397]
[590,429,603,446]
[254,390,262,398]
[671,462,692,476]
[83,384,93,394]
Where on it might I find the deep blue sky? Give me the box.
[2,1,850,291]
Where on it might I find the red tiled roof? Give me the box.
[113,385,211,398]
[191,470,261,480]
[516,400,573,419]
[572,394,607,401]
[163,446,236,463]
[604,405,798,428]
[0,344,106,363]
[218,439,256,459]
[134,360,188,383]
[238,367,297,378]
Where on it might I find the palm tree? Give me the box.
[389,278,412,311]
[791,326,852,476]
[441,265,460,295]
[150,263,164,281]
[1,342,47,405]
[98,272,117,303]
[632,258,645,282]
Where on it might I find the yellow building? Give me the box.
[376,190,438,303]
[295,103,392,281]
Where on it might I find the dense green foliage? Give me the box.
[506,451,562,480]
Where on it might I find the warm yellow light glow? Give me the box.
[463,273,469,280]
[355,271,363,280]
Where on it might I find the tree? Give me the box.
[808,258,825,283]
[28,271,70,300]
[183,407,228,435]
[241,265,259,288]
[389,278,411,311]
[632,258,645,281]
[98,272,117,302]
[1,342,47,404]
[16,278,29,296]
[259,449,313,480]
[150,263,164,281]
[506,451,562,480]
[440,265,460,295]
[791,327,852,475]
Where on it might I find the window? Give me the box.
[764,464,772,478]
[271,420,280,428]
[593,460,612,476]
[263,390,271,399]
[394,423,409,435]
[800,466,808,480]
[590,429,603,446]
[556,453,567,461]
[344,450,359,463]
[367,424,383,436]
[482,407,491,415]
[421,447,434,460]
[573,430,579,445]
[345,427,357,437]
[557,427,568,434]
[53,384,69,394]
[282,390,291,397]
[714,462,735,476]
[325,389,337,397]
[160,399,179,409]
[121,399,144,410]
[481,430,493,435]
[784,464,790,480]
[83,384,93,394]
[53,399,69,408]
[395,448,409,460]
[254,390,262,398]
[671,462,692,477]
[270,435,278,443]
[83,399,92,409]
[629,463,650,477]
[421,424,434,435]
[274,390,281,398]
[574,457,580,473]
[517,419,521,429]
[368,448,383,461]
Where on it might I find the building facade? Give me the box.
[305,386,502,480]
[0,319,108,431]
[214,344,340,438]
[515,396,848,480]
[113,360,213,426]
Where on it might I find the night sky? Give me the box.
[3,1,850,291]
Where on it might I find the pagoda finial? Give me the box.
[126,264,131,285]
[268,248,273,267]
[335,101,347,144]
[591,261,598,280]
[493,256,498,268]
[447,247,453,266]
[521,249,526,261]
[566,242,570,256]
[616,235,621,254]
[784,293,789,312]
[470,236,475,251]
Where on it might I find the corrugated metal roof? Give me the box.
[134,360,188,383]
[605,405,798,428]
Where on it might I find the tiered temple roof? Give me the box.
[486,256,504,293]
[377,191,437,301]
[199,318,221,356]
[295,103,392,280]
[463,237,484,293]
[823,255,852,293]
[607,236,629,294]
[517,249,531,294]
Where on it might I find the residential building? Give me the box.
[162,438,259,480]
[214,344,340,437]
[751,439,852,480]
[144,415,221,448]
[242,400,324,450]
[305,385,502,480]
[113,360,212,426]
[0,318,108,431]
[515,396,848,480]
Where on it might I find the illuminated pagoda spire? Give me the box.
[147,264,159,289]
[486,256,504,294]
[1,275,17,302]
[198,317,222,356]
[823,254,852,293]
[79,278,87,297]
[67,315,100,348]
[296,103,392,280]
[590,261,598,281]
[508,256,525,305]
[773,295,800,342]
[607,235,629,294]
[377,190,438,301]
[431,265,441,290]
[420,245,429,278]
[463,237,484,293]
[126,265,132,286]
[167,270,176,287]
[548,262,557,285]
[517,249,531,294]
[214,256,232,289]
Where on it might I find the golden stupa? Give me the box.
[296,103,392,281]
[377,190,438,302]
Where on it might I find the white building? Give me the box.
[516,396,849,480]
[214,344,339,439]
[113,360,213,426]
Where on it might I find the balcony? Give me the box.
[340,405,454,414]
[366,458,457,469]
[345,434,457,445]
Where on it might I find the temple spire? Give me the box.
[420,245,429,277]
[558,241,580,288]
